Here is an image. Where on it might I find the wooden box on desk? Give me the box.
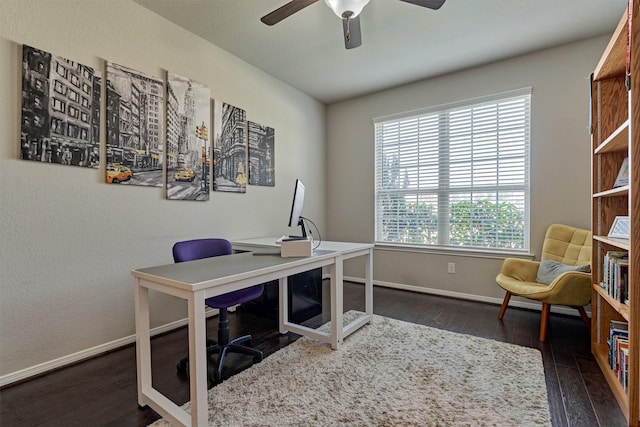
[279,239,312,257]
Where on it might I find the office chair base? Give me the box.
[212,334,263,382]
[176,335,263,383]
[176,339,217,374]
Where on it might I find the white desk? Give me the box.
[132,239,373,427]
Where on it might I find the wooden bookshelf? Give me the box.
[590,2,639,424]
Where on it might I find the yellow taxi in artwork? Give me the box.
[106,163,133,184]
[173,167,196,182]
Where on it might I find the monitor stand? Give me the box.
[288,217,309,240]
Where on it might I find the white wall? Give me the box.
[0,0,326,378]
[326,36,608,304]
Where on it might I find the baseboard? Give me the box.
[340,275,591,318]
[0,308,219,388]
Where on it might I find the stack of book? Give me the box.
[601,251,629,305]
[609,320,629,391]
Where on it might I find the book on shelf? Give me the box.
[618,340,629,390]
[614,157,629,188]
[618,262,629,305]
[622,346,629,390]
[601,251,629,302]
[609,319,629,391]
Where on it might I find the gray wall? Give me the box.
[326,36,607,305]
[0,0,326,380]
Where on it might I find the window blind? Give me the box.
[374,88,531,251]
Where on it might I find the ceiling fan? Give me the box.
[261,0,446,49]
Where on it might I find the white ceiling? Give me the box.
[132,0,627,104]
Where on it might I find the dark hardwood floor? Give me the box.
[0,282,626,426]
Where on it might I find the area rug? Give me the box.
[150,312,551,426]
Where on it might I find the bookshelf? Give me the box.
[590,1,639,424]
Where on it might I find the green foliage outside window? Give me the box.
[378,195,525,249]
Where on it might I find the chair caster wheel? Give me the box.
[253,356,262,363]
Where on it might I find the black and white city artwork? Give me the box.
[106,62,164,186]
[20,45,101,168]
[166,72,211,201]
[248,122,275,187]
[213,100,247,193]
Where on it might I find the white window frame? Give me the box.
[374,88,531,254]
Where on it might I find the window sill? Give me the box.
[373,242,535,260]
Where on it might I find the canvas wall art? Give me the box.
[213,100,247,193]
[166,72,211,201]
[248,121,275,187]
[21,45,101,168]
[106,62,164,186]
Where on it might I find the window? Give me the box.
[55,62,67,78]
[374,88,531,252]
[54,80,66,95]
[51,118,64,135]
[52,97,65,112]
[67,123,79,138]
[68,89,79,102]
[68,105,79,119]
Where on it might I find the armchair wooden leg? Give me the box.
[576,306,591,331]
[539,303,551,342]
[498,291,511,320]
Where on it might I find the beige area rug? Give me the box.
[150,312,551,426]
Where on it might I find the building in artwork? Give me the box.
[48,55,100,165]
[248,122,274,186]
[91,75,101,164]
[182,82,198,167]
[21,46,101,167]
[106,79,122,164]
[105,64,163,171]
[166,82,179,169]
[21,47,51,161]
[137,77,163,169]
[215,103,246,187]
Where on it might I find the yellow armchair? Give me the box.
[496,224,592,341]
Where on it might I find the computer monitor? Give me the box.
[288,179,308,238]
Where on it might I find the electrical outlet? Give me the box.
[448,262,455,274]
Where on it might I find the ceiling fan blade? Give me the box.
[261,0,320,25]
[398,0,446,10]
[342,16,362,49]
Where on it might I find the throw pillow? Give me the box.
[536,258,590,285]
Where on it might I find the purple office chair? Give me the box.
[173,238,264,383]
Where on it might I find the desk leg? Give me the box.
[330,260,344,350]
[278,276,288,335]
[134,280,151,408]
[187,291,209,426]
[365,249,373,316]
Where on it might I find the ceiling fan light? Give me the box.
[324,0,370,19]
